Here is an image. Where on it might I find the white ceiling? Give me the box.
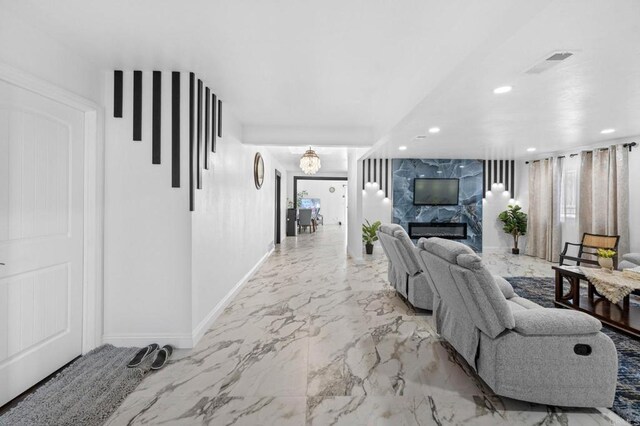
[3,0,640,162]
[265,146,349,174]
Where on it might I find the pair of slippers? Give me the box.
[127,344,173,370]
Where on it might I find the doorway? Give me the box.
[275,170,282,244]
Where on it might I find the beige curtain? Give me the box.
[578,145,629,255]
[526,157,564,262]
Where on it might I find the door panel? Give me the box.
[0,80,84,406]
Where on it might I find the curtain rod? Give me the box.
[525,141,636,164]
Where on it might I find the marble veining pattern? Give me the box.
[106,226,626,425]
[392,159,484,252]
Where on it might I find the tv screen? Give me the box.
[413,178,459,205]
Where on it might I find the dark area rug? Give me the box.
[0,344,148,426]
[508,276,640,426]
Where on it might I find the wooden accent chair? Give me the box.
[559,233,620,268]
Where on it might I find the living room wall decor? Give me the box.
[392,158,483,252]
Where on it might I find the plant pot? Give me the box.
[365,243,374,255]
[598,257,614,272]
[512,248,520,255]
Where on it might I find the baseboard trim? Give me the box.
[190,248,275,347]
[102,333,194,348]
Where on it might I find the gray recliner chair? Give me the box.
[377,224,434,310]
[415,237,618,408]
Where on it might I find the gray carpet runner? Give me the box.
[0,344,148,426]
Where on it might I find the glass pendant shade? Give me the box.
[299,148,321,175]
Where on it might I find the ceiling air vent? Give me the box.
[525,51,574,74]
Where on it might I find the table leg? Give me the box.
[623,295,630,317]
[572,276,580,308]
[555,270,562,302]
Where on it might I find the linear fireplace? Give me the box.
[408,222,468,240]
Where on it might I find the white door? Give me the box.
[0,80,85,406]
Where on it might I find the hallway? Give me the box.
[106,226,620,425]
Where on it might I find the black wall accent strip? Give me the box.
[505,161,509,192]
[211,94,217,152]
[133,71,142,141]
[373,159,377,185]
[385,158,389,197]
[217,99,222,137]
[482,160,486,197]
[204,87,210,169]
[152,71,161,164]
[197,79,203,189]
[171,72,180,188]
[367,159,371,183]
[487,159,492,190]
[189,73,195,211]
[511,160,516,199]
[493,160,498,184]
[114,70,123,118]
[362,160,365,190]
[499,159,503,185]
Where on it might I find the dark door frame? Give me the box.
[293,175,348,210]
[275,170,282,244]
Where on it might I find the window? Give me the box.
[562,170,577,219]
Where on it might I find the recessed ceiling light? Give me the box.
[527,147,536,152]
[493,86,512,94]
[399,146,407,151]
[601,128,615,134]
[428,127,440,134]
[414,135,427,139]
[459,165,465,168]
[437,171,443,174]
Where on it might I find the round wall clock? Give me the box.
[329,186,335,193]
[254,152,264,189]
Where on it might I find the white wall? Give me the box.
[103,71,287,347]
[482,161,529,252]
[103,71,193,345]
[297,180,347,225]
[0,9,103,104]
[362,183,392,225]
[191,111,287,335]
[347,149,366,260]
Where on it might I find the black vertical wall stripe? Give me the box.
[373,159,377,185]
[385,159,389,197]
[189,73,195,211]
[362,160,365,190]
[504,161,509,192]
[114,70,123,118]
[367,159,371,183]
[211,94,217,152]
[133,71,142,141]
[152,71,162,164]
[499,160,503,184]
[217,99,222,137]
[197,79,203,189]
[204,87,210,169]
[493,160,498,184]
[487,159,492,190]
[482,160,486,197]
[171,72,180,188]
[379,159,382,189]
[511,160,516,199]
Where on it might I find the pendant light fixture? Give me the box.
[299,147,321,175]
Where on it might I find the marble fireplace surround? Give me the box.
[392,159,483,252]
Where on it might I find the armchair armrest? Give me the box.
[512,309,602,336]
[493,275,515,299]
[560,242,581,256]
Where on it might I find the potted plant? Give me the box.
[597,248,616,272]
[362,220,382,255]
[498,204,528,254]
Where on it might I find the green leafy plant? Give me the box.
[597,248,616,259]
[498,204,528,253]
[362,220,382,245]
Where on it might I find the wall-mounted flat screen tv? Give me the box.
[413,178,459,205]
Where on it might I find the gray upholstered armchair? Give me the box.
[377,224,434,310]
[415,237,618,408]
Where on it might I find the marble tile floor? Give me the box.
[106,226,626,425]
